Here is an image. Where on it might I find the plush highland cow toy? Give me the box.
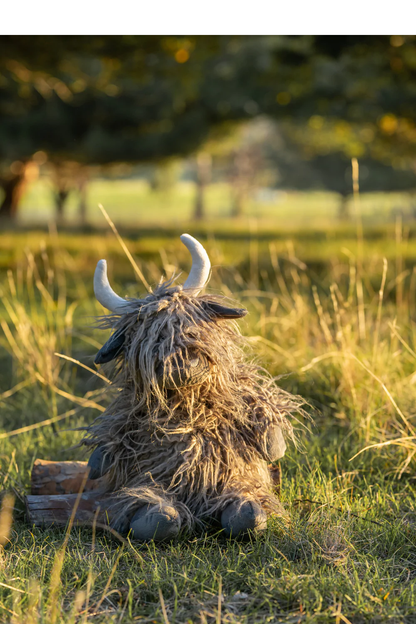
[82,234,303,541]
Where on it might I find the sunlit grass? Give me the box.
[1,220,416,621]
[18,176,416,227]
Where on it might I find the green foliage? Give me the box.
[1,35,416,170]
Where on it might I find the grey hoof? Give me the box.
[221,500,267,538]
[87,446,112,480]
[129,504,181,542]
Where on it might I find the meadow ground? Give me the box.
[2,193,416,622]
[18,177,416,227]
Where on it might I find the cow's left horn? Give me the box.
[94,259,130,313]
[181,234,211,294]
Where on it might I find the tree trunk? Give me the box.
[55,189,70,222]
[231,188,245,217]
[78,173,88,223]
[0,173,28,220]
[230,149,253,218]
[0,160,39,221]
[193,153,211,221]
[338,193,350,220]
[194,185,205,221]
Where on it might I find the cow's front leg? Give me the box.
[110,498,182,541]
[221,498,267,538]
[127,502,181,542]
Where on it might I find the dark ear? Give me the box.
[95,327,126,364]
[201,301,248,320]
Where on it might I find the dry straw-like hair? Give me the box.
[83,280,305,529]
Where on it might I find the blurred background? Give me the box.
[1,34,416,230]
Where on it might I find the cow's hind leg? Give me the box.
[221,499,267,538]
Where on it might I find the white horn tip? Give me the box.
[180,233,197,247]
[180,233,208,252]
[96,259,107,272]
[94,259,108,285]
[180,233,211,292]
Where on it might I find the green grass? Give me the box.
[17,177,416,227]
[2,217,416,623]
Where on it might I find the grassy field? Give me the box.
[17,177,416,227]
[2,209,416,622]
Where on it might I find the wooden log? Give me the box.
[25,491,112,527]
[31,459,106,495]
[31,459,282,496]
[28,460,112,529]
[28,459,282,529]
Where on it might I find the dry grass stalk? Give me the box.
[0,493,15,551]
[98,203,150,291]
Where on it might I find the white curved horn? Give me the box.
[180,234,211,293]
[94,259,130,313]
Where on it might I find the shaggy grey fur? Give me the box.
[82,281,304,535]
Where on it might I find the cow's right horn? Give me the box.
[181,234,211,294]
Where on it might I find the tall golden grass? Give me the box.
[1,188,416,620]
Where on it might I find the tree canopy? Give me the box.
[1,35,416,216]
[1,36,415,163]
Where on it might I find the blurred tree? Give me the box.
[0,160,39,218]
[193,152,212,220]
[228,145,263,217]
[273,121,416,218]
[77,169,89,223]
[0,35,228,219]
[1,35,416,219]
[150,162,182,193]
[48,161,90,223]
